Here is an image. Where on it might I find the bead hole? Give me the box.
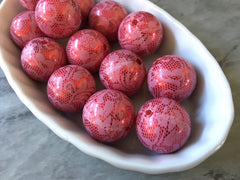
[136,58,142,65]
[145,110,153,116]
[132,19,138,26]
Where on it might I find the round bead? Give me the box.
[66,29,110,73]
[118,11,163,56]
[21,37,67,82]
[10,11,45,48]
[19,0,39,10]
[89,0,128,42]
[136,97,191,154]
[82,89,135,142]
[35,0,82,39]
[99,49,146,96]
[147,55,197,101]
[47,65,96,113]
[75,0,95,27]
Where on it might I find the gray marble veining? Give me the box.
[1,0,240,179]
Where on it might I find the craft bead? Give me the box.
[66,29,110,73]
[10,11,45,48]
[21,37,66,82]
[99,49,146,96]
[118,11,163,56]
[147,55,197,101]
[82,89,135,142]
[89,0,127,41]
[136,97,191,153]
[35,0,82,39]
[47,65,96,112]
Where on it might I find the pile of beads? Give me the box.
[10,0,197,154]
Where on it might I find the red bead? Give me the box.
[136,97,191,154]
[47,65,96,113]
[82,89,135,142]
[66,29,110,73]
[21,37,67,82]
[19,0,39,10]
[89,0,128,42]
[118,11,163,56]
[99,49,146,96]
[10,11,45,48]
[35,0,82,39]
[75,0,95,27]
[147,55,197,101]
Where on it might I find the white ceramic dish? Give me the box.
[0,0,234,174]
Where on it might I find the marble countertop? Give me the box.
[1,0,240,179]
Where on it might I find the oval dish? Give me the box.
[0,0,234,174]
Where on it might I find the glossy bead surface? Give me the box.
[89,0,127,41]
[19,0,39,10]
[75,0,95,27]
[66,29,110,73]
[99,49,146,96]
[47,65,96,113]
[118,11,163,56]
[82,89,135,142]
[21,37,66,82]
[35,0,82,39]
[147,55,197,101]
[10,11,45,48]
[136,97,191,154]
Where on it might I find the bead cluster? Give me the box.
[10,0,197,154]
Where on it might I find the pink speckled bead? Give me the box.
[82,89,135,143]
[147,55,197,101]
[136,97,191,154]
[19,0,39,10]
[75,0,95,27]
[35,0,82,39]
[10,11,45,48]
[99,49,146,96]
[89,0,128,42]
[47,65,96,113]
[66,29,110,73]
[21,37,67,82]
[118,11,163,56]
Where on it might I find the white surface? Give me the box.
[0,0,234,174]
